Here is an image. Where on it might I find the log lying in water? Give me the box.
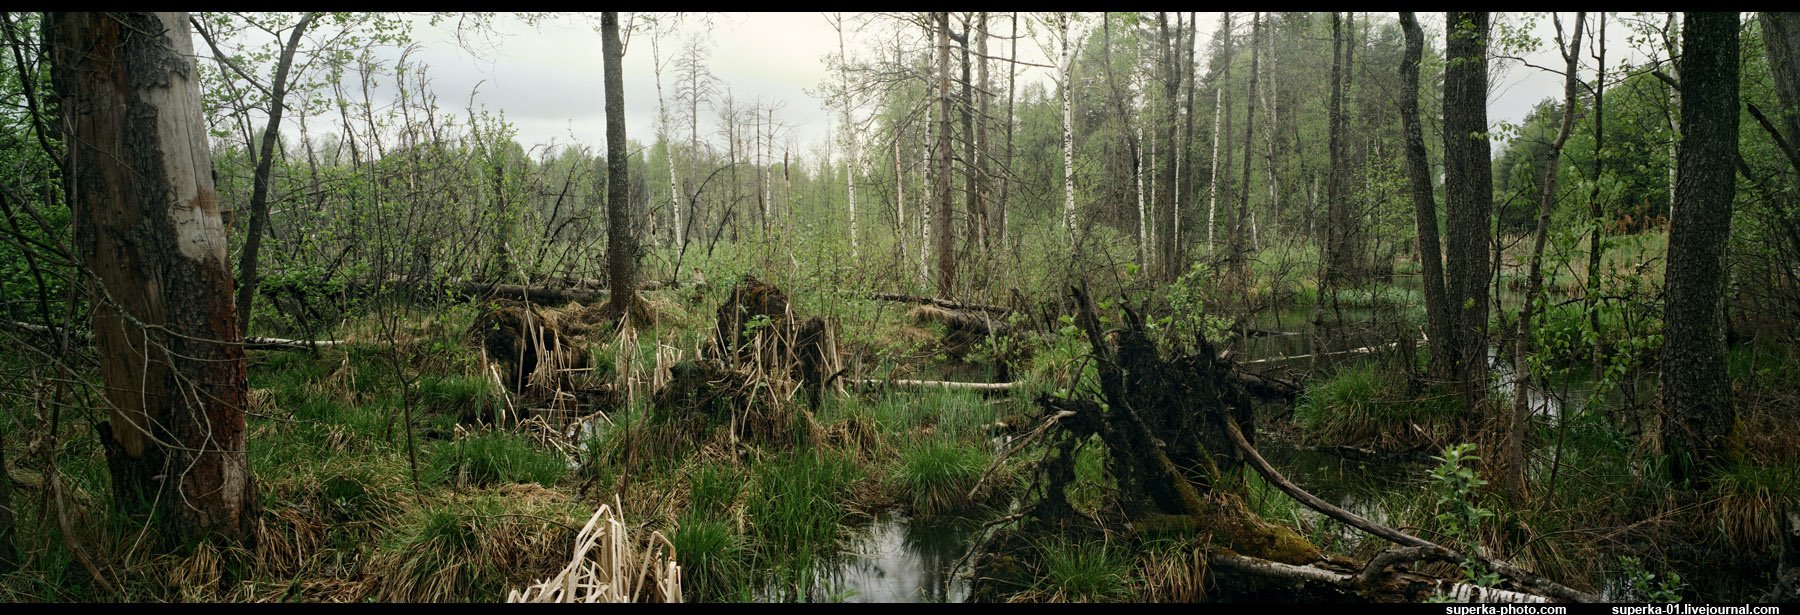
[1223,418,1600,603]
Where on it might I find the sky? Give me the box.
[275,12,1670,160]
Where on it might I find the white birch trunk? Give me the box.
[1061,14,1076,237]
[1137,124,1148,267]
[1207,82,1224,254]
[837,18,859,259]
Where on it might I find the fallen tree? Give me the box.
[848,378,1017,392]
[965,287,1593,603]
[7,321,341,351]
[868,292,1011,315]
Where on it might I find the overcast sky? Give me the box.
[304,12,1666,159]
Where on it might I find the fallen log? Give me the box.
[869,292,1010,315]
[1239,341,1401,366]
[243,337,346,350]
[8,321,343,351]
[849,378,1016,392]
[1209,551,1552,603]
[1223,418,1600,603]
[1230,369,1301,402]
[908,304,1010,337]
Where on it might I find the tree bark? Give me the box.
[49,11,255,541]
[1761,12,1800,175]
[1399,12,1454,382]
[601,12,638,322]
[235,12,317,337]
[1660,11,1739,484]
[1442,12,1495,414]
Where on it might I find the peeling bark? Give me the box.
[49,11,255,541]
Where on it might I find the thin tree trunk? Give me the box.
[1399,12,1454,381]
[1180,12,1199,268]
[235,12,317,337]
[936,11,956,295]
[976,12,992,259]
[1230,13,1262,285]
[1507,12,1585,498]
[1207,13,1233,259]
[836,14,859,259]
[1139,124,1149,268]
[1587,13,1610,383]
[1061,13,1076,239]
[1660,11,1739,484]
[1325,12,1348,285]
[653,34,681,249]
[1001,12,1017,252]
[1261,12,1279,249]
[49,11,255,540]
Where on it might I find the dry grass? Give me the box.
[507,498,683,603]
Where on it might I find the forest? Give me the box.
[0,11,1796,604]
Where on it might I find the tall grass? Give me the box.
[895,439,988,516]
[427,430,568,487]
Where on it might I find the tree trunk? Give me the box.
[1229,13,1261,286]
[1660,11,1740,484]
[1325,12,1350,287]
[936,12,956,296]
[836,14,859,260]
[1180,12,1199,271]
[1762,12,1800,173]
[0,432,15,573]
[48,11,255,541]
[601,13,639,322]
[1001,12,1017,252]
[1506,13,1586,498]
[1060,13,1076,240]
[1398,13,1454,382]
[976,13,992,259]
[1205,13,1232,262]
[235,12,317,337]
[1443,12,1495,415]
[653,34,681,249]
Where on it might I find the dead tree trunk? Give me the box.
[49,11,256,541]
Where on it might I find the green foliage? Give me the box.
[1031,537,1135,603]
[1428,444,1499,588]
[427,430,567,488]
[671,513,748,602]
[746,450,862,558]
[1618,556,1684,602]
[1294,361,1460,450]
[895,439,988,516]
